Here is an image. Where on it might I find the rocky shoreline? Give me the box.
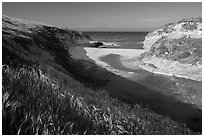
[89,40,120,48]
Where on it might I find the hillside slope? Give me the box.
[2,15,197,135]
[2,15,113,85]
[137,17,202,81]
[3,15,91,66]
[143,17,202,50]
[142,17,202,65]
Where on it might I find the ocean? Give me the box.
[83,31,149,49]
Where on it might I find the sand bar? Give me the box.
[84,47,147,67]
[71,47,201,82]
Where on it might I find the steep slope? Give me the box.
[2,15,198,135]
[142,17,202,65]
[3,15,92,66]
[137,17,202,81]
[143,17,202,50]
[2,15,112,85]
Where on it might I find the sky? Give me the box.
[2,2,202,31]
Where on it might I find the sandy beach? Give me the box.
[69,46,201,82]
[84,47,147,65]
[68,46,202,123]
[135,57,202,82]
[83,47,148,77]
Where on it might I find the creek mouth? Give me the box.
[100,54,202,133]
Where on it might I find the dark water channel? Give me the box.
[100,54,202,133]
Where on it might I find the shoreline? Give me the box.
[69,46,201,109]
[83,47,147,77]
[136,57,202,82]
[70,46,201,83]
[69,46,128,77]
[139,65,192,80]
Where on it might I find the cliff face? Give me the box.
[142,17,202,65]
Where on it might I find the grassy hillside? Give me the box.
[2,15,196,134]
[142,17,202,65]
[142,36,202,65]
[3,65,194,135]
[2,15,92,66]
[2,15,113,86]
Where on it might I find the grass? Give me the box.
[2,66,114,135]
[156,37,201,65]
[2,65,195,135]
[2,15,199,135]
[140,56,202,82]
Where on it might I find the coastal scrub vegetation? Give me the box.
[2,15,199,135]
[2,65,194,135]
[146,37,202,65]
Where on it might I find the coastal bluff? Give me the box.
[136,17,202,81]
[143,17,202,50]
